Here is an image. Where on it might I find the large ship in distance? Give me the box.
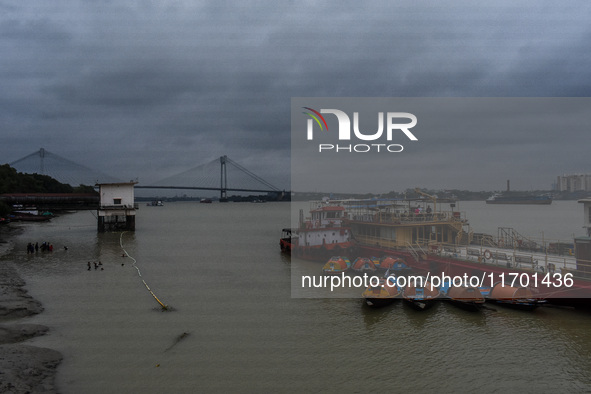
[485,180,552,205]
[485,193,552,205]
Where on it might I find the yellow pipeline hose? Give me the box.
[120,232,169,310]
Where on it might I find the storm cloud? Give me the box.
[2,1,591,191]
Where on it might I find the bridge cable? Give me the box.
[119,232,169,310]
[225,157,280,191]
[9,148,121,185]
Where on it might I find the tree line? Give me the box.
[0,164,96,216]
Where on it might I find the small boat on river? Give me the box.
[402,277,440,310]
[440,280,485,312]
[361,276,400,307]
[8,214,51,222]
[351,257,378,275]
[280,228,292,254]
[322,256,351,275]
[486,282,545,311]
[379,256,412,275]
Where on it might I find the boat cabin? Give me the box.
[342,198,469,250]
[308,205,346,228]
[294,203,352,251]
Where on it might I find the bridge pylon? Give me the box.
[220,155,228,202]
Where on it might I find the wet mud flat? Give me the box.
[0,253,62,393]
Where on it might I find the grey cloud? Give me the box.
[2,0,591,191]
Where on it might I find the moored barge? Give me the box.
[283,197,591,308]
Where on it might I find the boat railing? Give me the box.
[349,210,466,225]
[405,242,428,262]
[573,257,591,280]
[354,234,400,250]
[302,218,344,229]
[406,244,419,262]
[472,231,576,258]
[352,230,590,279]
[425,240,581,275]
[352,233,438,252]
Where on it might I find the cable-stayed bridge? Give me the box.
[137,155,285,199]
[9,148,122,186]
[8,148,286,199]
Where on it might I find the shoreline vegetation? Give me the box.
[0,227,62,393]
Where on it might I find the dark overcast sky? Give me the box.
[2,1,591,192]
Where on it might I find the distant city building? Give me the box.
[556,174,591,192]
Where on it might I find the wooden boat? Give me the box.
[440,280,485,312]
[487,282,545,311]
[351,257,377,275]
[361,277,400,307]
[402,277,440,310]
[322,256,351,275]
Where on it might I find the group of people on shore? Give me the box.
[26,241,54,254]
[88,261,103,271]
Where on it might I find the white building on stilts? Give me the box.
[97,182,137,232]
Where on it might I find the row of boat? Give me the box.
[363,275,544,312]
[320,256,544,311]
[365,278,544,311]
[322,255,412,275]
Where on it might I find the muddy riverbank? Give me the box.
[0,229,62,393]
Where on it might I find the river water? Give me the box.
[4,200,591,392]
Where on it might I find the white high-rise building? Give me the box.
[556,174,591,192]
